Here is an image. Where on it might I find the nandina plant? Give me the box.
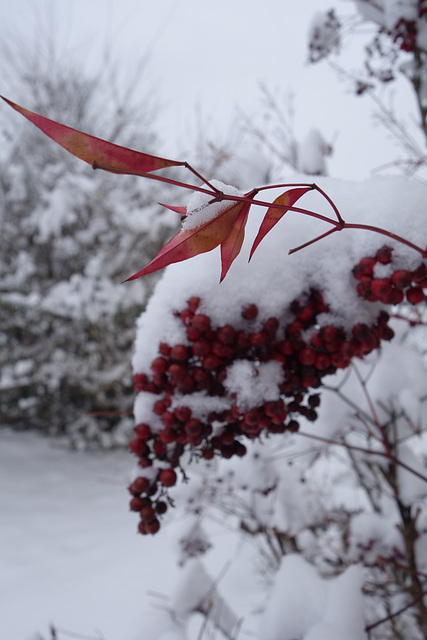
[3,97,427,512]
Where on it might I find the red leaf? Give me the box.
[249,187,312,260]
[219,202,251,282]
[1,96,182,174]
[125,200,249,281]
[159,203,188,214]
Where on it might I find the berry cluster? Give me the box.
[352,245,427,305]
[129,283,398,534]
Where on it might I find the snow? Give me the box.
[182,181,244,231]
[260,555,366,640]
[224,360,284,409]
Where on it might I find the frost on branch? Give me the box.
[308,10,341,63]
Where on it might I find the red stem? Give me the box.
[92,161,427,259]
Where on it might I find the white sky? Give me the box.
[0,0,419,179]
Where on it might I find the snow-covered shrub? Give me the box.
[0,43,178,445]
[127,174,427,639]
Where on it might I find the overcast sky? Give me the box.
[0,0,417,179]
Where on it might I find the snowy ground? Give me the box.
[0,428,261,640]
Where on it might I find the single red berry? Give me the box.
[298,347,316,366]
[153,438,166,455]
[159,468,177,487]
[202,447,215,460]
[153,400,168,415]
[134,423,152,440]
[192,314,211,332]
[151,357,168,374]
[412,263,427,283]
[168,363,187,381]
[129,476,149,496]
[138,457,152,468]
[406,287,424,304]
[170,344,189,361]
[159,342,171,356]
[174,406,192,422]
[217,325,236,345]
[185,418,202,436]
[356,277,373,299]
[249,331,268,346]
[145,518,161,534]
[140,505,156,523]
[287,419,300,432]
[296,301,315,323]
[130,497,145,512]
[159,428,176,444]
[202,354,221,370]
[352,257,376,279]
[242,304,258,320]
[320,325,337,343]
[375,246,393,264]
[233,442,247,457]
[192,340,211,358]
[180,309,194,325]
[187,296,201,312]
[129,438,149,457]
[370,278,392,302]
[391,269,413,290]
[186,326,201,341]
[156,500,168,515]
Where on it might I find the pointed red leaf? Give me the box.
[219,202,251,282]
[249,187,312,260]
[1,96,182,174]
[125,200,247,281]
[159,203,188,214]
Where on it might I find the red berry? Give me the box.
[186,326,201,341]
[145,518,161,534]
[352,257,376,279]
[375,246,392,264]
[249,331,268,346]
[134,423,152,440]
[140,505,156,523]
[159,468,177,487]
[151,357,168,374]
[370,278,392,302]
[242,304,258,320]
[168,363,187,381]
[202,354,221,370]
[298,347,316,366]
[192,314,211,332]
[159,342,171,356]
[192,340,211,358]
[217,325,236,345]
[170,344,189,361]
[391,269,413,290]
[406,287,424,304]
[185,419,202,436]
[129,477,149,496]
[129,438,149,457]
[187,296,201,312]
[201,447,214,460]
[413,263,427,283]
[174,406,192,422]
[159,428,176,444]
[130,497,145,511]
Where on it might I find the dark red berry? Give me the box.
[407,287,424,304]
[159,468,177,487]
[242,304,258,320]
[391,270,413,290]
